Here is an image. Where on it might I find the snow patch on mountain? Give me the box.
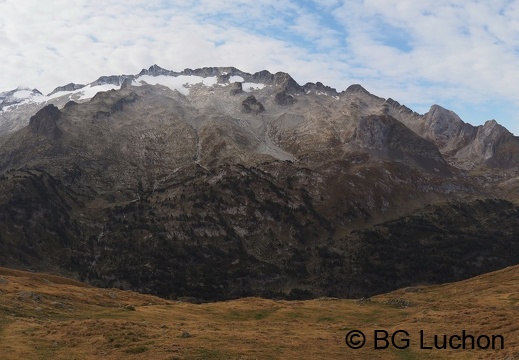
[1,83,122,113]
[12,89,36,99]
[0,87,42,110]
[229,76,245,83]
[242,83,266,92]
[135,75,218,95]
[77,84,121,100]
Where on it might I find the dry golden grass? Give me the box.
[0,265,518,359]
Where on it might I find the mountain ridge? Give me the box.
[1,64,519,301]
[2,64,515,169]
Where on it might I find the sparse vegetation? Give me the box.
[124,345,148,354]
[0,266,518,359]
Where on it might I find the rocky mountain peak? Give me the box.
[0,87,43,110]
[482,119,499,130]
[48,83,86,96]
[91,75,133,87]
[463,119,517,167]
[427,104,461,120]
[182,66,236,78]
[250,69,274,83]
[138,64,176,77]
[148,64,168,75]
[273,72,303,94]
[345,84,371,95]
[302,81,339,96]
[423,104,466,149]
[477,119,510,145]
[32,88,43,96]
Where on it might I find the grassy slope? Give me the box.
[0,266,517,360]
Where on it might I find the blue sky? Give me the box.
[1,0,519,134]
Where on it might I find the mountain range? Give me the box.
[1,65,519,301]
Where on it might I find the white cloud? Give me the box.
[288,11,341,49]
[329,1,519,129]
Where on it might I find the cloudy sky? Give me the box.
[1,0,519,134]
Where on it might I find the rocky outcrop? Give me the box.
[28,104,62,138]
[90,90,138,118]
[48,83,85,96]
[250,69,275,83]
[138,64,177,77]
[409,105,519,169]
[455,120,519,168]
[354,114,448,173]
[345,84,372,95]
[274,72,303,94]
[302,81,339,96]
[382,98,417,116]
[91,75,133,87]
[229,82,243,95]
[274,91,296,105]
[422,105,474,150]
[241,95,265,114]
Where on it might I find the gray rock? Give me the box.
[48,83,86,96]
[229,82,243,96]
[274,91,296,105]
[28,104,62,138]
[241,95,265,114]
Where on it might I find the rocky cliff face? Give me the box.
[382,101,519,170]
[0,65,518,301]
[28,104,62,138]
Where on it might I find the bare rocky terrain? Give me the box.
[1,65,519,301]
